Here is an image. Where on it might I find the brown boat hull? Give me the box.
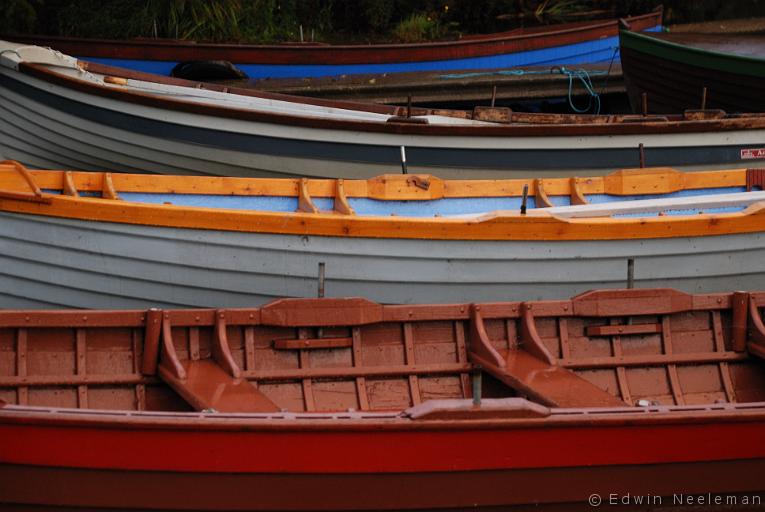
[621,45,765,114]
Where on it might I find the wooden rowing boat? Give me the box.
[1,161,764,308]
[2,11,662,79]
[620,27,765,114]
[1,287,764,510]
[3,40,765,178]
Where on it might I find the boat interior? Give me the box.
[1,161,764,219]
[2,288,765,418]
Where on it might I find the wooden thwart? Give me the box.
[501,350,626,407]
[159,360,280,413]
[157,310,280,412]
[467,305,625,408]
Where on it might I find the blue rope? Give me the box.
[554,66,601,115]
[439,65,609,115]
[438,69,551,79]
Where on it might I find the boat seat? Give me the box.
[160,359,280,413]
[467,305,626,408]
[157,310,280,413]
[465,289,765,408]
[499,349,626,407]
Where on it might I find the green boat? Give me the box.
[619,28,765,114]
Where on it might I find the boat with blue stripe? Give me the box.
[3,11,662,79]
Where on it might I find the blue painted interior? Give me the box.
[80,26,660,79]
[107,185,754,218]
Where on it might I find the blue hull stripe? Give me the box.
[81,26,660,79]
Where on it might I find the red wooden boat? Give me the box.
[3,10,662,79]
[2,288,765,510]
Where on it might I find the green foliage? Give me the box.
[6,1,765,43]
[535,0,591,19]
[392,13,433,42]
[391,12,455,42]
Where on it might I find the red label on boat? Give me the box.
[741,148,765,160]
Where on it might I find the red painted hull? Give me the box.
[3,12,661,66]
[1,407,764,510]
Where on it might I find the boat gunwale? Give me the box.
[9,166,750,198]
[2,197,765,241]
[1,186,764,241]
[3,401,765,431]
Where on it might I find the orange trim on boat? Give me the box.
[0,163,749,198]
[0,163,762,242]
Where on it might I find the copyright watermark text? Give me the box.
[587,493,761,507]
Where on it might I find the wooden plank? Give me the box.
[586,323,662,336]
[132,330,146,410]
[351,327,369,411]
[403,323,421,406]
[260,297,383,327]
[244,326,256,373]
[158,360,280,413]
[242,362,471,382]
[76,329,88,409]
[558,318,571,360]
[454,321,470,398]
[16,329,27,406]
[609,320,632,406]
[662,316,685,406]
[135,384,146,411]
[504,319,517,349]
[562,351,747,369]
[473,349,625,408]
[189,327,200,361]
[712,311,737,402]
[0,363,472,387]
[298,328,315,412]
[142,308,163,375]
[0,374,158,387]
[731,291,750,352]
[273,337,352,350]
[573,289,693,317]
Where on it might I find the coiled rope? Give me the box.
[439,55,620,115]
